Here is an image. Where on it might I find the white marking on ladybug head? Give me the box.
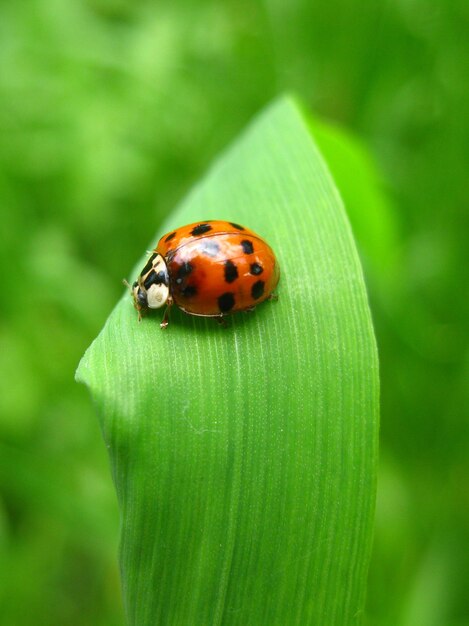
[146,282,169,309]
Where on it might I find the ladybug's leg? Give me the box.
[244,305,256,313]
[268,293,279,302]
[160,298,173,329]
[215,315,228,328]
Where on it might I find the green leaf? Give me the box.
[76,96,379,625]
[306,114,400,278]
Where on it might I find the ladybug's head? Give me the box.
[125,253,169,320]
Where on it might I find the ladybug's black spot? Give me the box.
[229,222,245,231]
[218,292,235,313]
[143,270,157,289]
[176,262,193,284]
[224,260,239,283]
[182,285,197,298]
[200,241,220,257]
[191,223,212,236]
[241,239,254,254]
[158,271,169,285]
[251,280,265,300]
[250,262,263,276]
[144,270,168,289]
[140,253,157,276]
[165,231,177,243]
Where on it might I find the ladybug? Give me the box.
[126,220,280,328]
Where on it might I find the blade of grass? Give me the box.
[76,96,379,625]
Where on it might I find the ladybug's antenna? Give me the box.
[123,278,132,291]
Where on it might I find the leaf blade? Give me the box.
[77,96,379,626]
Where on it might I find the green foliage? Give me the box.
[77,98,379,625]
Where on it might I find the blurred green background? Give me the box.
[0,1,467,624]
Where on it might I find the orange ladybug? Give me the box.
[127,220,280,328]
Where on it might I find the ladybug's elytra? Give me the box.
[127,220,280,328]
